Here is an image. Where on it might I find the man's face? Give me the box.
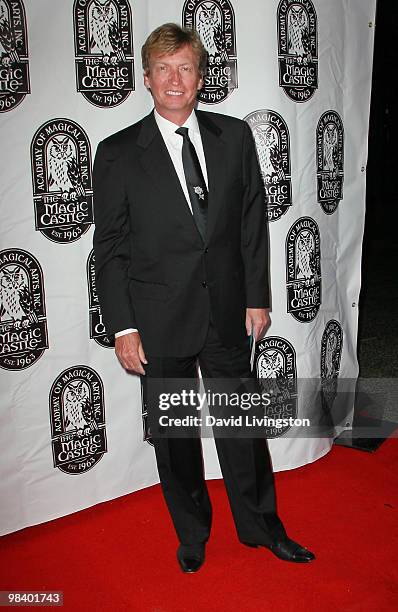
[144,44,203,124]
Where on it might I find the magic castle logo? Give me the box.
[286,216,321,323]
[183,0,237,104]
[277,0,318,102]
[244,109,292,222]
[0,249,48,370]
[31,118,94,244]
[49,365,107,474]
[86,249,114,348]
[0,0,30,112]
[320,319,343,417]
[255,336,297,438]
[320,320,343,381]
[316,111,344,214]
[73,0,134,108]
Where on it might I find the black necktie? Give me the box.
[175,127,208,242]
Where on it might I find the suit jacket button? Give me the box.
[202,281,207,288]
[204,248,209,253]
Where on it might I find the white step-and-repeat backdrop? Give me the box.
[0,0,376,535]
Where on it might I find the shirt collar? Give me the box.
[154,108,200,140]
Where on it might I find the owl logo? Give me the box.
[89,0,125,64]
[324,333,339,378]
[63,380,98,436]
[287,4,311,65]
[50,365,106,473]
[323,123,339,178]
[316,111,344,214]
[295,230,318,286]
[183,0,237,104]
[0,0,19,66]
[321,320,343,380]
[255,336,297,432]
[244,109,292,221]
[0,265,38,328]
[31,118,94,243]
[277,0,317,102]
[286,217,321,322]
[47,135,85,201]
[253,125,285,185]
[320,321,343,415]
[73,0,134,108]
[257,350,284,379]
[196,2,227,64]
[257,350,290,403]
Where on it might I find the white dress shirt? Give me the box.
[115,109,208,338]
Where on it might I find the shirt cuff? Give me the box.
[114,328,138,337]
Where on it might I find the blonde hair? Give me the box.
[141,23,207,76]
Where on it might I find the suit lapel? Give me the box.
[136,110,226,244]
[196,111,226,241]
[137,112,202,242]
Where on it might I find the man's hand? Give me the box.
[246,308,271,341]
[115,332,148,375]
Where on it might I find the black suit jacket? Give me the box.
[93,110,269,357]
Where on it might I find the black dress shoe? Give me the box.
[242,537,315,563]
[177,544,205,573]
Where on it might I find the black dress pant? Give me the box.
[142,316,287,546]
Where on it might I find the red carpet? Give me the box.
[1,439,397,612]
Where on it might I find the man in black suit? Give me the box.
[93,23,315,572]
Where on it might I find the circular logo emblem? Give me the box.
[316,111,344,214]
[31,118,94,243]
[255,336,297,438]
[73,0,135,108]
[0,0,30,113]
[49,365,107,474]
[183,0,238,104]
[286,217,321,323]
[245,109,292,222]
[277,0,318,102]
[0,249,48,370]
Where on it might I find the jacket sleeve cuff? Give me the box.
[114,328,138,337]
